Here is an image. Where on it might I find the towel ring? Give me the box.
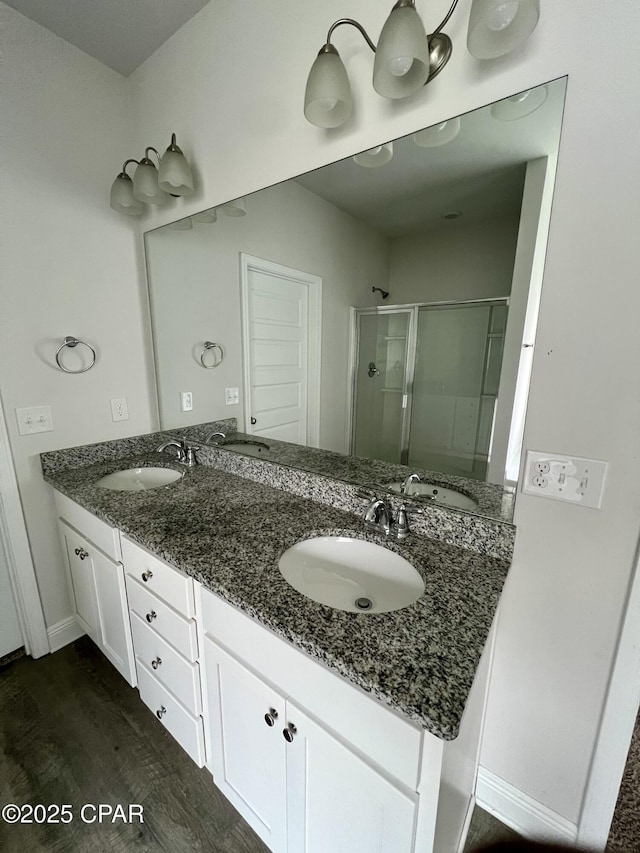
[55,336,96,374]
[200,341,224,369]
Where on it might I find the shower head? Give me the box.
[372,286,389,300]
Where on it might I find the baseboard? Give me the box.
[476,766,578,843]
[47,616,85,653]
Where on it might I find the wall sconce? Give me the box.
[304,0,541,128]
[109,132,194,217]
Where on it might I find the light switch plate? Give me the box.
[522,450,608,508]
[16,405,54,435]
[225,387,240,406]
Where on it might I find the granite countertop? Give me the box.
[42,451,511,741]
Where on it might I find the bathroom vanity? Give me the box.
[41,434,512,853]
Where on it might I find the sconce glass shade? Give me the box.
[133,159,169,205]
[413,116,461,147]
[373,2,431,100]
[218,197,247,217]
[304,45,352,128]
[167,217,193,230]
[467,0,540,59]
[158,134,194,197]
[353,142,394,167]
[193,208,218,223]
[490,85,547,120]
[109,173,144,216]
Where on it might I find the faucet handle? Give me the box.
[394,503,423,540]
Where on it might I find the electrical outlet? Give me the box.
[225,387,240,406]
[110,397,129,422]
[522,450,608,508]
[15,406,54,435]
[180,391,193,412]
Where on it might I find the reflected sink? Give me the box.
[278,536,424,614]
[220,441,269,457]
[96,467,183,491]
[385,482,478,512]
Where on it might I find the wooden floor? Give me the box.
[0,638,519,853]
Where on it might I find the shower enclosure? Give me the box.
[350,299,508,481]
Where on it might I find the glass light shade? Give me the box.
[133,160,168,205]
[167,217,193,230]
[413,116,462,147]
[109,174,144,216]
[490,85,547,120]
[193,208,218,223]
[158,149,194,197]
[467,0,540,59]
[373,3,430,100]
[353,142,394,168]
[218,197,247,217]
[304,46,352,128]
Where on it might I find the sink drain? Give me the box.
[354,597,373,611]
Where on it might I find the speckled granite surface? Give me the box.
[167,426,515,524]
[41,449,511,740]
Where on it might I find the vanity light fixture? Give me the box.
[490,84,547,120]
[467,0,540,59]
[353,142,394,167]
[109,132,194,217]
[413,115,461,147]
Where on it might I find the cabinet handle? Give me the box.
[146,611,157,623]
[151,656,162,670]
[74,547,89,560]
[264,708,279,727]
[142,570,153,582]
[156,706,166,720]
[282,723,297,743]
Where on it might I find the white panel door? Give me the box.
[203,637,287,853]
[285,701,418,853]
[59,521,99,640]
[93,550,136,686]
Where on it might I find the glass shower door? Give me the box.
[352,311,412,463]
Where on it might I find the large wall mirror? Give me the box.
[145,77,567,523]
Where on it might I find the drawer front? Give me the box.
[122,536,194,617]
[131,612,201,715]
[126,576,198,661]
[137,662,205,767]
[54,490,121,562]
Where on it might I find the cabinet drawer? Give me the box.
[131,612,201,715]
[137,662,205,767]
[126,576,198,661]
[122,536,194,617]
[54,491,121,562]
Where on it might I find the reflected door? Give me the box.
[353,311,412,463]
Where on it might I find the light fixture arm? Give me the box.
[326,18,377,52]
[144,147,161,165]
[120,158,139,177]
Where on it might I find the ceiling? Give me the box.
[295,79,567,236]
[3,0,213,76]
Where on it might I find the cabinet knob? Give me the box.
[74,547,89,560]
[156,706,166,720]
[282,723,297,743]
[146,611,157,623]
[264,708,279,727]
[151,656,162,670]
[142,570,153,582]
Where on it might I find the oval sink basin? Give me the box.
[278,536,424,614]
[385,482,478,512]
[96,467,183,492]
[222,441,269,457]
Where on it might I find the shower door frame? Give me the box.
[348,297,510,468]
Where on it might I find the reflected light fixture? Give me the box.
[353,142,394,167]
[413,115,461,147]
[490,85,547,120]
[110,132,194,217]
[168,217,193,231]
[218,197,247,217]
[193,208,218,223]
[467,0,540,59]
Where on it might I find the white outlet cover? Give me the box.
[225,387,240,405]
[180,391,193,412]
[110,397,129,422]
[522,450,608,509]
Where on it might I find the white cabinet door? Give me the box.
[93,548,136,686]
[204,638,287,853]
[59,521,99,639]
[285,701,418,853]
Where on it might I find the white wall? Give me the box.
[146,180,388,453]
[128,0,640,833]
[388,214,519,305]
[0,4,155,630]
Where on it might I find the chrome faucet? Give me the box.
[157,438,198,468]
[205,430,226,444]
[362,496,422,540]
[401,473,421,494]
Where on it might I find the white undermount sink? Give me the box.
[221,441,269,457]
[385,482,478,511]
[95,467,183,491]
[278,536,424,614]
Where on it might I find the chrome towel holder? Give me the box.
[55,336,96,374]
[200,341,224,369]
